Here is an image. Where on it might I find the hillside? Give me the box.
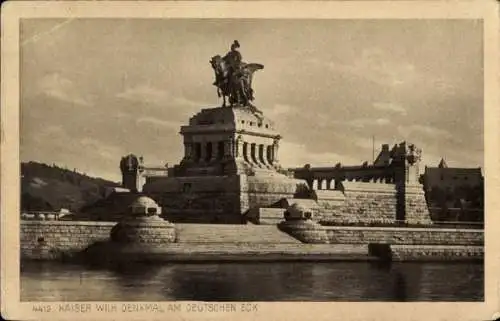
[21,161,120,212]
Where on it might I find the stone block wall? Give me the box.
[389,245,483,261]
[325,226,483,245]
[145,176,243,223]
[320,182,398,224]
[21,221,115,260]
[142,174,307,223]
[246,207,286,224]
[278,220,330,243]
[402,184,433,224]
[242,175,307,213]
[312,190,345,220]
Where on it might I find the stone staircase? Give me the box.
[112,242,372,262]
[174,224,301,244]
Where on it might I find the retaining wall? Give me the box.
[317,182,398,224]
[388,245,484,261]
[325,226,483,245]
[21,220,115,260]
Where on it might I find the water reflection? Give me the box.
[21,261,483,302]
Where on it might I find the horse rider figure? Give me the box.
[210,40,264,108]
[223,40,251,104]
[223,40,243,77]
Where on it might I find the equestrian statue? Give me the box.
[210,40,264,109]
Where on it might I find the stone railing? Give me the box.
[21,211,66,221]
[291,164,395,191]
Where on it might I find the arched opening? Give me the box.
[194,143,201,162]
[205,142,212,162]
[258,144,265,164]
[250,143,258,164]
[217,141,225,160]
[266,145,273,164]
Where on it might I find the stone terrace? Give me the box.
[174,224,301,244]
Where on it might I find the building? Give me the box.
[119,154,171,192]
[421,159,484,222]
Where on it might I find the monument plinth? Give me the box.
[176,106,281,176]
[143,106,308,224]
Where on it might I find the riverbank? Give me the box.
[20,220,484,263]
[23,241,484,264]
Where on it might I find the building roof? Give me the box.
[438,158,448,168]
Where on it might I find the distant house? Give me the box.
[421,158,484,222]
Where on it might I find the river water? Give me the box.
[21,261,483,301]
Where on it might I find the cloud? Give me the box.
[116,84,209,109]
[310,48,417,88]
[266,103,294,118]
[348,118,391,128]
[78,138,124,161]
[421,151,445,168]
[137,116,182,129]
[279,141,362,168]
[37,73,90,106]
[116,84,170,105]
[353,137,377,151]
[173,96,210,109]
[397,124,453,140]
[372,102,407,115]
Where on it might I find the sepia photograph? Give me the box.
[2,1,499,320]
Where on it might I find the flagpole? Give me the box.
[372,135,375,163]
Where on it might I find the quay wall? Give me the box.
[21,221,115,260]
[20,220,483,262]
[389,245,484,261]
[368,244,483,262]
[324,226,483,246]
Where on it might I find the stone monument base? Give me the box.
[143,173,308,223]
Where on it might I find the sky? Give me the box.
[20,18,484,182]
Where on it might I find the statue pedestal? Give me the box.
[142,106,309,223]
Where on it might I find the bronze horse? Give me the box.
[210,55,264,107]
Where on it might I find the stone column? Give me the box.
[225,139,233,158]
[272,138,280,164]
[184,142,193,161]
[242,142,249,163]
[210,141,218,162]
[266,145,273,164]
[250,143,257,165]
[258,144,265,165]
[235,135,243,159]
